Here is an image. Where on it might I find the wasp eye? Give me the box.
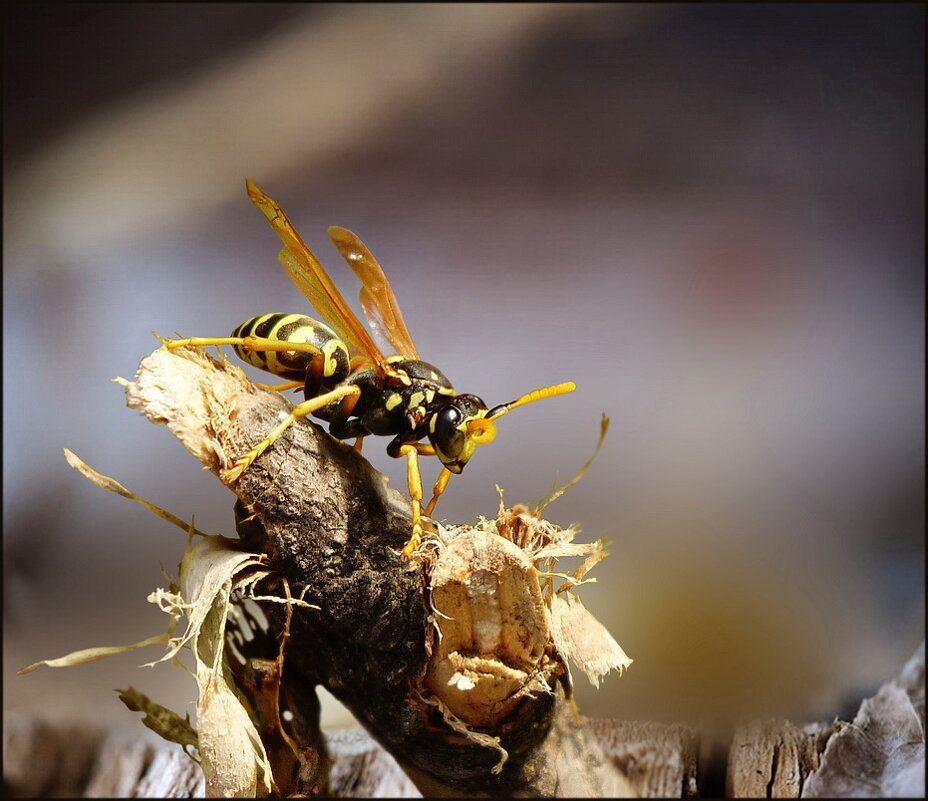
[433,406,464,458]
[435,406,462,437]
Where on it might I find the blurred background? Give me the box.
[4,2,924,758]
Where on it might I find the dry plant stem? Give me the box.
[124,346,629,797]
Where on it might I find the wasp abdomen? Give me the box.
[231,313,350,383]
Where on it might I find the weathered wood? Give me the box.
[725,642,926,798]
[130,745,205,798]
[325,729,420,798]
[589,718,700,798]
[802,641,925,799]
[3,713,103,798]
[1,715,203,799]
[82,734,161,798]
[10,642,922,797]
[3,716,701,798]
[726,719,826,798]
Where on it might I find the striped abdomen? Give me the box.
[231,313,350,383]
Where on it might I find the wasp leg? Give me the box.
[395,443,447,519]
[398,445,425,559]
[164,335,324,358]
[424,467,451,517]
[224,384,361,482]
[166,337,323,394]
[353,437,365,453]
[254,380,305,392]
[386,439,433,458]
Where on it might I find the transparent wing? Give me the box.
[247,179,385,370]
[276,249,376,370]
[327,226,420,360]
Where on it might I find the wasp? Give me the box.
[166,180,575,557]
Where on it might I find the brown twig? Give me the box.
[124,345,633,797]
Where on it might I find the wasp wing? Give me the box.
[327,226,420,361]
[247,179,385,370]
[275,249,376,370]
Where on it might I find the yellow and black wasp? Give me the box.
[166,180,575,557]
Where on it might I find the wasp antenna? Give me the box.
[487,381,576,421]
[466,417,497,445]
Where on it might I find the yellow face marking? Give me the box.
[437,386,456,396]
[409,391,425,408]
[425,389,435,403]
[385,393,403,411]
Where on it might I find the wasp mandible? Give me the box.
[166,180,575,557]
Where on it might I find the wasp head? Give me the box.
[428,394,496,473]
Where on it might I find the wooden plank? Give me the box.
[588,718,699,797]
[726,719,825,798]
